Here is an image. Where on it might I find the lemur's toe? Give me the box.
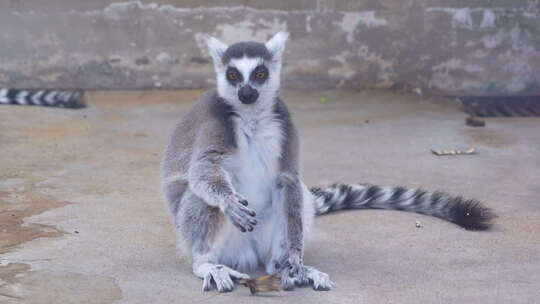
[214,275,234,292]
[202,273,214,291]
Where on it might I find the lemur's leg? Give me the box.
[273,173,307,290]
[176,191,250,292]
[299,185,335,290]
[269,175,334,291]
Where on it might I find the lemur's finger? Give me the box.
[230,214,249,232]
[248,217,257,226]
[231,220,247,232]
[233,193,249,206]
[236,203,256,217]
[230,206,253,222]
[228,208,254,232]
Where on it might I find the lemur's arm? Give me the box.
[188,120,257,232]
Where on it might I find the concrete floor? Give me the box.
[1,89,539,304]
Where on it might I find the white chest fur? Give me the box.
[226,110,283,211]
[216,109,285,271]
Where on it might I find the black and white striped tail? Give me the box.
[0,88,85,109]
[458,95,540,117]
[311,183,496,230]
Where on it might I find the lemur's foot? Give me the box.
[304,266,334,291]
[221,193,257,232]
[202,264,250,292]
[278,263,334,291]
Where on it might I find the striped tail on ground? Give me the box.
[310,183,496,230]
[0,88,85,109]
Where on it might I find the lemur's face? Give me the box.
[206,32,288,108]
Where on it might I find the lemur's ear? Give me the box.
[265,31,289,60]
[206,36,228,67]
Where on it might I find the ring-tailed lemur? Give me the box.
[161,32,496,293]
[0,88,85,108]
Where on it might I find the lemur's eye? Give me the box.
[251,65,269,83]
[226,67,242,83]
[227,71,239,81]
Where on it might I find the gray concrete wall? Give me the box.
[0,0,538,94]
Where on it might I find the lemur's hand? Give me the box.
[221,193,257,232]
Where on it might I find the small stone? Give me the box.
[415,220,422,228]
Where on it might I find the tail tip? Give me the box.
[452,199,497,231]
[66,91,86,109]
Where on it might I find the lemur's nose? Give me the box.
[238,85,259,104]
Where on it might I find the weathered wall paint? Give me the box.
[0,0,538,94]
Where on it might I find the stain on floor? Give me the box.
[0,263,31,284]
[0,180,69,255]
[0,177,123,304]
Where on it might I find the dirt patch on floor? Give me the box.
[0,181,69,255]
[0,263,31,284]
[0,178,82,302]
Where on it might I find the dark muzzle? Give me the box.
[238,85,259,104]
